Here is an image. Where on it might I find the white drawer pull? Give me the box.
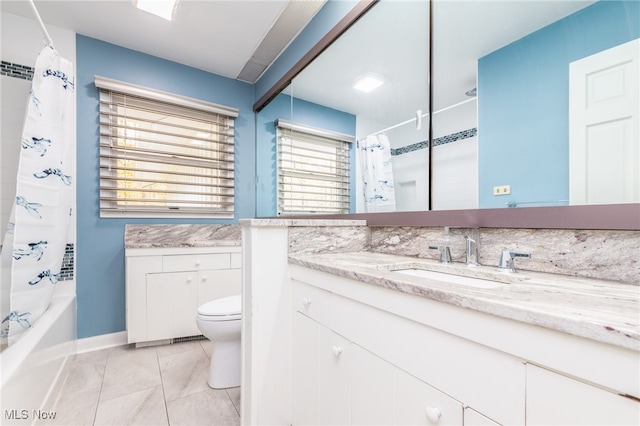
[195,260,201,267]
[201,276,207,282]
[332,346,343,357]
[186,277,193,283]
[425,406,441,424]
[302,297,312,307]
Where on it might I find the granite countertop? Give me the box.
[239,218,367,227]
[289,251,640,351]
[125,224,241,248]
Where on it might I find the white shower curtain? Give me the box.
[1,45,74,344]
[359,134,396,212]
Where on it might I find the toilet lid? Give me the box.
[198,295,241,317]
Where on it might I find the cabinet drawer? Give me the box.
[326,290,525,425]
[163,253,230,272]
[293,280,334,325]
[526,364,640,425]
[127,256,162,274]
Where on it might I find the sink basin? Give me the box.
[393,268,503,289]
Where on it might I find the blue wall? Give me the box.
[478,0,639,208]
[76,36,255,338]
[255,94,357,217]
[74,0,361,339]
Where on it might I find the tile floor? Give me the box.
[46,340,240,425]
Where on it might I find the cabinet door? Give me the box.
[526,364,640,425]
[147,272,198,340]
[464,408,499,426]
[318,323,351,426]
[396,368,463,426]
[197,269,242,306]
[351,344,395,425]
[293,313,320,426]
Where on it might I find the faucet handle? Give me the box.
[429,246,452,264]
[464,235,479,266]
[497,250,531,273]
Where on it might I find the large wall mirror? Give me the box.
[255,0,640,228]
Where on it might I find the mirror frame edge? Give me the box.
[254,0,640,231]
[253,0,379,113]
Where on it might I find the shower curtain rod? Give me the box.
[364,97,477,139]
[28,0,54,48]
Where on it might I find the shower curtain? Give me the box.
[1,44,74,344]
[359,134,396,212]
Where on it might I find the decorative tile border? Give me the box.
[0,243,74,281]
[1,61,34,81]
[391,127,477,156]
[60,244,74,281]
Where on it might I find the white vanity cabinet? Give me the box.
[126,246,241,344]
[290,265,640,426]
[292,278,513,425]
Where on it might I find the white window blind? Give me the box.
[276,119,353,215]
[96,77,238,218]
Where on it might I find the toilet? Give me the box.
[196,294,242,389]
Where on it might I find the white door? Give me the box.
[569,38,640,205]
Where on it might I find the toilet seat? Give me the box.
[198,295,241,321]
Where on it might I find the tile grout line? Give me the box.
[225,388,240,417]
[92,349,110,425]
[156,346,172,425]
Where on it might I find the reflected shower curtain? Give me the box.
[359,134,396,212]
[0,45,74,344]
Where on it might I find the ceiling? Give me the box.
[1,0,596,123]
[290,0,596,128]
[0,0,324,82]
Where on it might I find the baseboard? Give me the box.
[75,330,128,354]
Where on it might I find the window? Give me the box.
[276,119,353,215]
[95,76,238,218]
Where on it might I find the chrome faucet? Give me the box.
[497,250,531,273]
[464,235,479,266]
[429,246,452,263]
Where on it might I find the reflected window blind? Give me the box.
[276,120,352,215]
[98,86,236,217]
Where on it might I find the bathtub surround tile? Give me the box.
[1,60,35,80]
[158,346,211,402]
[389,128,477,156]
[166,388,240,426]
[94,385,168,425]
[59,243,75,281]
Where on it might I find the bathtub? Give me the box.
[0,281,76,425]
